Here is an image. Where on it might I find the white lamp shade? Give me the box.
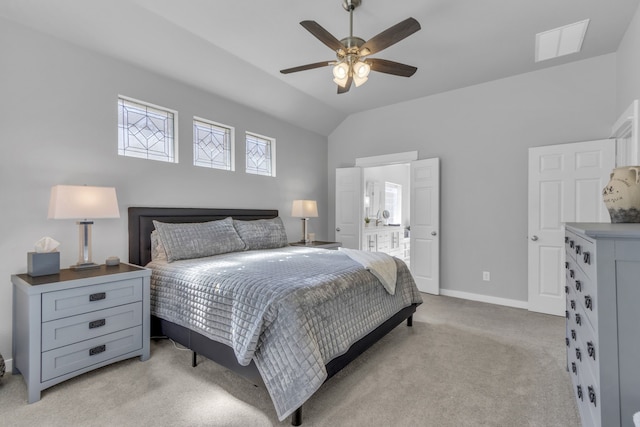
[291,200,318,218]
[48,185,120,219]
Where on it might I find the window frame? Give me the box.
[192,116,235,171]
[117,95,179,163]
[245,131,276,177]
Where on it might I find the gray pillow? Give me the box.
[150,230,167,262]
[233,217,289,250]
[153,217,246,262]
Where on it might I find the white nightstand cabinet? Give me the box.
[12,263,151,403]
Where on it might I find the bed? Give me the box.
[128,207,422,425]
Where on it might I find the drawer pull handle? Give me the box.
[571,362,577,375]
[565,236,569,243]
[583,252,591,265]
[565,261,569,269]
[89,319,106,329]
[570,240,575,249]
[571,329,576,341]
[89,344,106,356]
[575,245,581,255]
[576,347,582,361]
[565,337,570,347]
[575,280,582,292]
[587,342,596,360]
[570,300,576,310]
[588,386,596,407]
[89,292,106,302]
[565,285,569,294]
[585,295,593,310]
[577,385,583,400]
[565,310,569,319]
[569,270,575,279]
[575,313,581,326]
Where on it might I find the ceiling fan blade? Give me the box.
[368,58,417,77]
[360,17,421,56]
[300,20,345,52]
[280,61,332,74]
[337,75,353,94]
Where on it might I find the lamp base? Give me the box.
[70,262,100,271]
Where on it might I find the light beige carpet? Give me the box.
[0,295,579,426]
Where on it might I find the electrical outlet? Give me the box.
[482,271,490,281]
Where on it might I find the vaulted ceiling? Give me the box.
[1,0,638,136]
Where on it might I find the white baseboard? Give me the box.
[439,289,529,310]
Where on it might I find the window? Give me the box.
[117,96,177,162]
[245,132,276,177]
[384,182,402,224]
[193,117,234,171]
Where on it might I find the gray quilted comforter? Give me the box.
[147,246,422,420]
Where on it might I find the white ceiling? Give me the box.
[1,0,638,136]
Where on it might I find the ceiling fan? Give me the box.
[280,0,421,94]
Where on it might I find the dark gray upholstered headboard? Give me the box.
[128,207,279,266]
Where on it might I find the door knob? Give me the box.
[431,231,437,236]
[336,227,341,232]
[531,235,539,241]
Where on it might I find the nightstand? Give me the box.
[289,241,342,250]
[12,263,151,403]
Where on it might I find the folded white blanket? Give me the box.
[339,247,397,294]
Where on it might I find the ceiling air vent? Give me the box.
[535,19,590,62]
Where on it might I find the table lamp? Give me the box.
[291,200,318,244]
[48,185,120,270]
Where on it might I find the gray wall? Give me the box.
[328,54,617,304]
[0,19,328,361]
[617,0,640,116]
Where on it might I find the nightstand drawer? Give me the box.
[41,326,142,382]
[42,277,143,321]
[42,302,142,351]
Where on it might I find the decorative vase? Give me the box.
[602,166,640,223]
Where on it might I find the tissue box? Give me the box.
[27,252,60,277]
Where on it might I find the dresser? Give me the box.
[12,263,151,403]
[565,223,640,427]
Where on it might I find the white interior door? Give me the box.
[410,158,440,294]
[335,167,362,249]
[528,140,614,315]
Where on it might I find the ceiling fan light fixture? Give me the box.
[333,75,349,88]
[353,61,370,78]
[353,74,368,87]
[333,62,349,79]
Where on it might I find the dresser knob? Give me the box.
[565,236,569,243]
[588,385,596,407]
[575,280,582,292]
[577,385,583,400]
[575,313,581,326]
[585,295,593,310]
[576,347,582,361]
[565,261,569,269]
[565,310,569,319]
[575,245,581,255]
[570,300,576,310]
[565,337,570,347]
[571,329,576,340]
[569,270,575,278]
[583,252,591,264]
[570,240,575,248]
[571,362,577,374]
[587,342,596,360]
[565,285,569,294]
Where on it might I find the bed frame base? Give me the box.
[152,307,416,425]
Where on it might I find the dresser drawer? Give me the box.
[41,326,143,382]
[42,277,143,321]
[41,302,142,351]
